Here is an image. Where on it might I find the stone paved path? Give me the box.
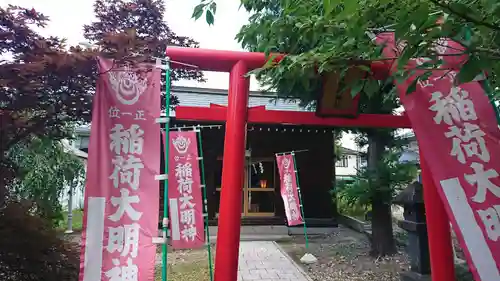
[237,241,309,281]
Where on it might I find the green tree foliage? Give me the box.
[190,0,499,256]
[192,0,217,25]
[337,150,417,207]
[192,0,444,256]
[233,0,407,256]
[8,135,85,224]
[338,148,417,256]
[196,0,500,93]
[333,130,343,160]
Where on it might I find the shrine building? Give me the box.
[162,86,338,226]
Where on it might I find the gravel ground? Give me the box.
[279,226,411,281]
[392,221,467,261]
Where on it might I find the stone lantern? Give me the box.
[394,181,431,281]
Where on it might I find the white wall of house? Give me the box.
[60,159,86,211]
[59,140,88,211]
[335,147,366,180]
[407,138,419,153]
[336,153,359,178]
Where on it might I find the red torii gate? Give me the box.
[166,47,455,281]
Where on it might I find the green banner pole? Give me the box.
[161,58,171,281]
[291,151,309,249]
[196,128,214,281]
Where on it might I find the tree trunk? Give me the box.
[0,144,16,208]
[0,156,9,208]
[371,197,397,256]
[367,133,397,256]
[0,178,6,208]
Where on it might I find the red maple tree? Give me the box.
[84,0,204,83]
[0,1,204,201]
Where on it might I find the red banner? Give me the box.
[79,58,160,281]
[167,131,205,249]
[376,33,500,281]
[276,154,304,226]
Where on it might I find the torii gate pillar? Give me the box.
[214,61,250,281]
[420,150,456,281]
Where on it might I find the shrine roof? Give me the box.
[164,86,310,117]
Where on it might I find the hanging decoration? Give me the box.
[252,163,258,174]
[251,161,265,175]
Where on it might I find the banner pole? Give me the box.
[196,128,214,281]
[290,151,317,264]
[290,151,309,249]
[161,58,171,281]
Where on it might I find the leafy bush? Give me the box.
[8,136,85,225]
[336,150,417,208]
[0,201,79,281]
[335,188,370,220]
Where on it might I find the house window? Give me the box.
[79,136,90,150]
[336,155,349,168]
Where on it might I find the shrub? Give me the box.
[8,136,86,226]
[0,201,79,281]
[336,195,371,220]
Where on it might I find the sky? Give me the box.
[1,0,361,150]
[1,0,260,90]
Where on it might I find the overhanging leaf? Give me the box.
[209,2,217,14]
[192,4,205,20]
[364,79,379,97]
[449,3,480,22]
[206,10,215,25]
[262,55,277,69]
[457,56,483,84]
[324,0,341,16]
[350,80,365,97]
[406,78,418,95]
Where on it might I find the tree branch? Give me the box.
[474,46,500,56]
[430,0,500,32]
[2,112,57,152]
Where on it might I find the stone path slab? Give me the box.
[238,241,309,281]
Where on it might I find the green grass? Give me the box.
[155,247,215,281]
[155,262,213,281]
[58,209,84,231]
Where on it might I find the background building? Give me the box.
[335,146,366,183]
